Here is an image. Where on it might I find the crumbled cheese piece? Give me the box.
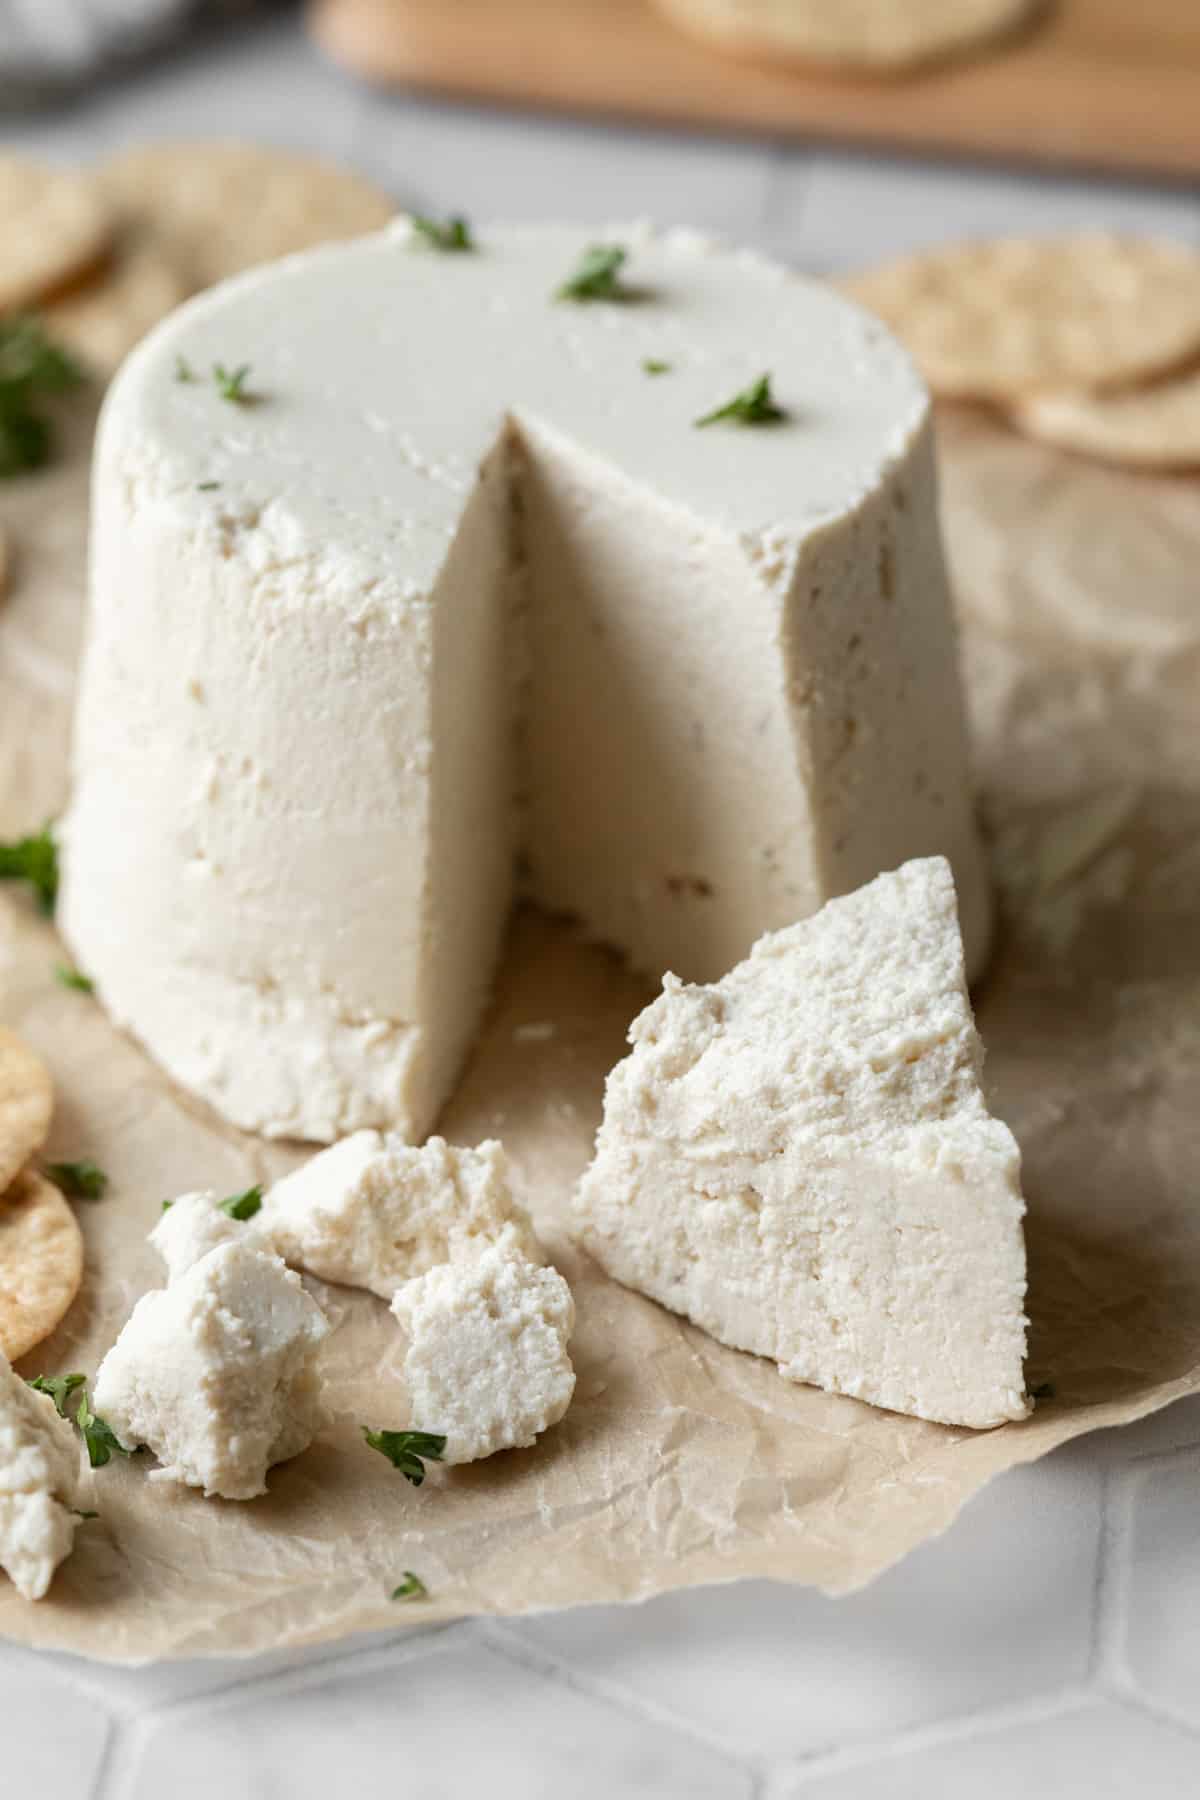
[92,1241,328,1500]
[149,1190,252,1283]
[0,1354,80,1600]
[257,1133,543,1300]
[575,856,1030,1429]
[392,1245,575,1463]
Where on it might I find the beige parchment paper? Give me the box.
[1,394,1198,1662]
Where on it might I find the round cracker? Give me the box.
[651,0,1040,72]
[0,155,114,313]
[100,140,397,290]
[845,235,1200,399]
[1014,365,1200,470]
[45,236,192,379]
[0,1027,53,1197]
[0,1170,83,1362]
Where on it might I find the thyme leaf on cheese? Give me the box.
[391,1571,428,1601]
[0,822,59,913]
[220,1184,264,1222]
[175,354,197,383]
[55,963,94,993]
[44,1160,108,1201]
[196,479,221,492]
[213,362,253,405]
[696,373,787,428]
[411,214,474,252]
[642,358,672,375]
[557,244,628,302]
[362,1427,447,1486]
[72,1508,100,1521]
[0,316,86,477]
[27,1372,87,1418]
[75,1392,132,1468]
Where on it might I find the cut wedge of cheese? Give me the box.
[63,222,990,1143]
[575,857,1029,1428]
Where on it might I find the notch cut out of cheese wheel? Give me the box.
[62,222,990,1144]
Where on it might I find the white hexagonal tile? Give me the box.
[780,1699,1198,1797]
[503,1448,1100,1760]
[0,1644,111,1791]
[1123,1451,1200,1722]
[127,1637,751,1800]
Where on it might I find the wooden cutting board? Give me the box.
[308,0,1200,180]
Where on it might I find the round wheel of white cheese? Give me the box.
[63,222,990,1143]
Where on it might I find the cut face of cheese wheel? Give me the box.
[62,221,990,1144]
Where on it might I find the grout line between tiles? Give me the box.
[479,1617,765,1784]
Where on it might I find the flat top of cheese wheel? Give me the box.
[102,220,928,580]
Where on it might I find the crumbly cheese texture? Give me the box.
[0,1354,80,1601]
[575,857,1030,1429]
[63,220,990,1143]
[257,1133,542,1300]
[92,1241,329,1499]
[150,1190,250,1283]
[392,1245,575,1463]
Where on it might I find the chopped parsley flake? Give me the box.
[213,363,253,405]
[76,1392,132,1468]
[220,1184,263,1222]
[362,1427,447,1486]
[44,1160,108,1201]
[55,963,94,993]
[411,214,474,252]
[695,373,787,428]
[556,244,628,302]
[642,358,672,375]
[0,316,86,477]
[0,822,58,914]
[27,1372,87,1418]
[391,1571,429,1601]
[196,479,221,492]
[175,355,197,383]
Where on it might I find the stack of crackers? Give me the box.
[1,142,397,381]
[847,234,1200,471]
[0,1030,81,1366]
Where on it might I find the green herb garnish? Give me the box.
[391,1571,428,1601]
[55,963,94,994]
[362,1427,446,1487]
[27,1372,87,1418]
[175,355,197,383]
[76,1392,132,1468]
[0,317,85,477]
[220,1184,263,1222]
[0,822,58,914]
[196,479,221,492]
[44,1160,108,1201]
[411,214,474,252]
[213,363,253,405]
[72,1508,99,1521]
[557,244,628,302]
[642,358,672,375]
[696,372,787,429]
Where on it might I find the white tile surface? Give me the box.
[779,1699,1200,1798]
[500,1450,1101,1759]
[3,14,1200,1799]
[124,1635,751,1800]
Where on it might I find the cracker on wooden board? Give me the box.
[0,1027,53,1197]
[0,155,115,314]
[99,140,398,290]
[651,0,1041,73]
[0,1170,83,1363]
[845,235,1200,400]
[45,235,192,380]
[1015,364,1200,470]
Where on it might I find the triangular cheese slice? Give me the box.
[575,856,1029,1427]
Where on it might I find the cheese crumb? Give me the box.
[93,1242,328,1500]
[392,1245,575,1464]
[0,1355,81,1601]
[257,1133,543,1299]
